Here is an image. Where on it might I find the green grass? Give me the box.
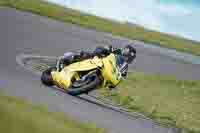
[1,0,200,56]
[0,93,105,133]
[99,72,200,133]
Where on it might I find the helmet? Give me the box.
[94,45,113,57]
[122,44,136,64]
[63,52,75,65]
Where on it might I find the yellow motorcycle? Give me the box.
[41,45,136,96]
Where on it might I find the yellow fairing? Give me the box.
[66,56,103,71]
[51,70,77,90]
[51,56,102,90]
[101,54,121,87]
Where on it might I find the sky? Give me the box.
[47,0,200,41]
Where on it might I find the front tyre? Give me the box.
[41,67,56,86]
[67,73,101,96]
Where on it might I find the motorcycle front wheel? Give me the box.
[67,72,101,96]
[41,67,56,86]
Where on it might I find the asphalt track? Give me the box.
[1,7,200,133]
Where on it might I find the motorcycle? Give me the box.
[41,46,136,96]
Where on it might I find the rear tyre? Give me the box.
[67,73,101,96]
[41,67,56,86]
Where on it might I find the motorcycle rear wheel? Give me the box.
[67,72,101,96]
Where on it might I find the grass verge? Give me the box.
[0,0,200,56]
[98,72,200,133]
[0,93,105,133]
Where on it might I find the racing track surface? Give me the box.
[1,7,200,133]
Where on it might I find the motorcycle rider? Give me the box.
[61,45,113,66]
[61,45,136,66]
[41,45,136,90]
